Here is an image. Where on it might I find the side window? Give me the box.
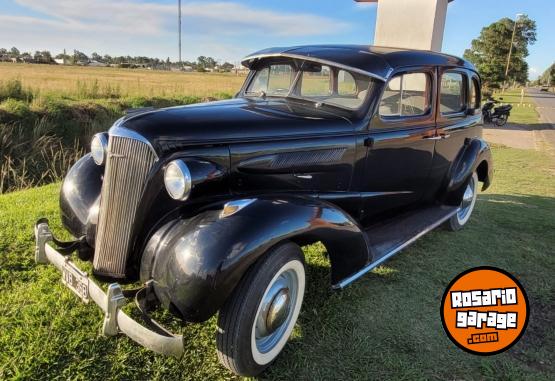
[470,77,481,109]
[249,67,269,93]
[338,70,357,96]
[379,72,430,117]
[440,71,466,114]
[267,65,293,95]
[301,65,331,96]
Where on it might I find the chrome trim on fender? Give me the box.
[220,198,257,218]
[34,221,184,358]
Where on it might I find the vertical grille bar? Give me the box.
[93,136,156,277]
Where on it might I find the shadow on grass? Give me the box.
[260,193,555,380]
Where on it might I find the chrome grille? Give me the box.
[93,135,157,277]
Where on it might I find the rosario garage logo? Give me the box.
[440,267,529,355]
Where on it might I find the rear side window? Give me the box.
[470,77,481,109]
[379,72,430,117]
[440,71,466,114]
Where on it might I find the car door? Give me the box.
[426,68,482,196]
[359,68,437,223]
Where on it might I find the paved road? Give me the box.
[528,88,555,124]
[526,88,555,153]
[483,89,555,155]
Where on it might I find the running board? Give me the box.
[333,205,458,289]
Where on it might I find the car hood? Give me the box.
[113,98,353,153]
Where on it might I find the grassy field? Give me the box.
[492,89,540,125]
[0,63,245,99]
[1,142,553,380]
[0,64,245,193]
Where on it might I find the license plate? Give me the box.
[62,261,90,302]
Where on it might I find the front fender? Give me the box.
[60,154,102,243]
[141,196,370,322]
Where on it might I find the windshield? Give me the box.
[245,60,376,111]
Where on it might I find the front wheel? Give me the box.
[216,242,305,376]
[445,172,479,231]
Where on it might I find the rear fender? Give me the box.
[141,196,370,322]
[444,137,493,204]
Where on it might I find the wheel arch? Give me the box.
[141,196,371,322]
[443,137,493,205]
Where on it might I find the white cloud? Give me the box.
[0,0,352,60]
[1,0,350,60]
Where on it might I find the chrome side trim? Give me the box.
[109,125,159,160]
[332,207,458,289]
[242,53,387,82]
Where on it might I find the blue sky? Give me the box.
[0,0,553,78]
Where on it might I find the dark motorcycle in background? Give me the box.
[482,97,512,126]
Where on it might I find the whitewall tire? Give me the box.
[216,242,305,376]
[446,172,479,231]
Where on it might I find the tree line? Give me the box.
[0,47,236,72]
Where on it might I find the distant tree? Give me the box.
[539,63,555,86]
[20,52,32,62]
[10,47,20,58]
[0,48,7,55]
[464,15,536,88]
[205,57,217,69]
[73,50,89,63]
[91,52,102,62]
[33,50,52,63]
[197,55,207,68]
[221,62,234,71]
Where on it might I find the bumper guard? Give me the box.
[34,220,185,358]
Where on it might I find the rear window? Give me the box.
[440,71,466,114]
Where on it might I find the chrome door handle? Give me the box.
[424,136,442,140]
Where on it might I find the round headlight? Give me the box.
[164,160,192,201]
[91,133,108,165]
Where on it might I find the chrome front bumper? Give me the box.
[34,221,184,357]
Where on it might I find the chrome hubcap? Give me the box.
[255,270,298,354]
[457,176,476,222]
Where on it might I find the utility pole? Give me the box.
[505,14,523,85]
[178,0,182,67]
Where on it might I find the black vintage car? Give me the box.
[35,45,493,376]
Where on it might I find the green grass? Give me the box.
[492,89,540,124]
[1,146,554,380]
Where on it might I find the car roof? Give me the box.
[242,45,476,81]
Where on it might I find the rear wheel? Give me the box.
[216,242,305,376]
[495,114,508,126]
[446,172,478,231]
